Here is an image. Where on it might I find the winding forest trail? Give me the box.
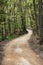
[0,29,43,65]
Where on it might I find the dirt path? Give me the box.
[0,29,43,65]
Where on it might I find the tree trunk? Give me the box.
[38,0,43,45]
[33,0,38,33]
[19,0,26,32]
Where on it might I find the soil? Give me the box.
[0,29,43,65]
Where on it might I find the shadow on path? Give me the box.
[0,41,8,65]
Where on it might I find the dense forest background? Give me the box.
[0,0,43,44]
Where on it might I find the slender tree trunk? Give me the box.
[33,0,38,33]
[38,0,43,45]
[4,22,7,39]
[19,0,26,32]
[8,19,11,34]
[1,27,4,41]
[14,3,17,34]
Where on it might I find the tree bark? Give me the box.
[33,0,38,33]
[38,0,43,45]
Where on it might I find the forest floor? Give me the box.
[0,29,43,65]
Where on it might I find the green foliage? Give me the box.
[0,0,43,41]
